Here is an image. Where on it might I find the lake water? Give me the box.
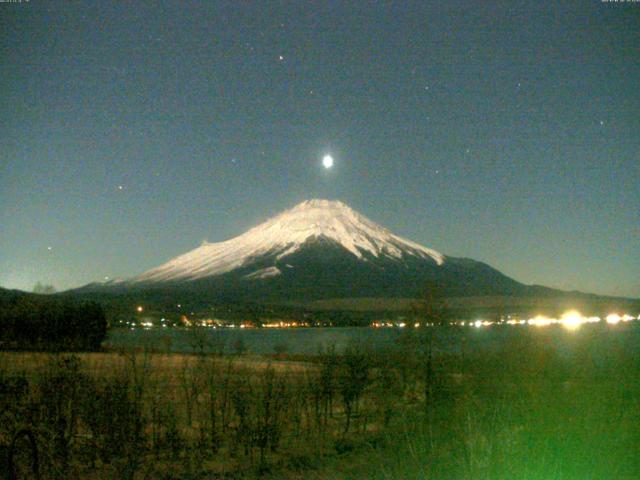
[106,327,407,355]
[104,323,640,357]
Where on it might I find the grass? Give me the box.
[306,325,640,479]
[1,323,639,479]
[0,351,313,376]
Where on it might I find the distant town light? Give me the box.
[560,310,583,330]
[528,315,552,327]
[606,313,621,324]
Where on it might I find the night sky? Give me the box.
[1,1,638,297]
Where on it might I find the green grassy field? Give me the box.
[1,324,638,479]
[307,327,640,479]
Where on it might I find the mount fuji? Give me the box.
[79,199,529,301]
[134,199,445,283]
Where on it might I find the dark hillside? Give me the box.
[0,287,107,351]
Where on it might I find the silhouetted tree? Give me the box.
[413,282,451,409]
[0,295,107,351]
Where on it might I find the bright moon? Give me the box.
[322,155,334,169]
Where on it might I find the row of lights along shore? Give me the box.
[132,305,637,331]
[372,311,638,330]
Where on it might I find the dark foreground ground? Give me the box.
[1,323,639,479]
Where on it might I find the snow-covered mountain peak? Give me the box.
[294,198,350,210]
[265,199,376,235]
[132,199,444,283]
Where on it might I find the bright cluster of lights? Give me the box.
[473,320,493,328]
[371,321,431,328]
[605,313,636,324]
[372,321,396,328]
[467,311,639,330]
[263,321,309,328]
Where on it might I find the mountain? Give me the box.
[77,199,529,302]
[0,286,32,302]
[133,199,445,283]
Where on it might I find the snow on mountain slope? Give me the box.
[131,199,444,283]
[243,266,282,280]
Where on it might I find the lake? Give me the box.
[104,323,640,357]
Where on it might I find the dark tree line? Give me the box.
[0,292,107,351]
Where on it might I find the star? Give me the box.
[47,246,52,251]
[117,185,124,190]
[599,120,604,126]
[278,55,284,61]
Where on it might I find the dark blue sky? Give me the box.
[1,1,638,297]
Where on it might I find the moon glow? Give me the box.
[322,155,334,169]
